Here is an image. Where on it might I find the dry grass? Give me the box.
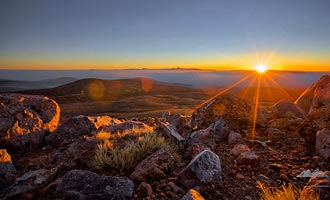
[110,133,168,171]
[257,181,319,200]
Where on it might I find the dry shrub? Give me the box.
[257,181,319,200]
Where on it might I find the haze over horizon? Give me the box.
[1,0,330,71]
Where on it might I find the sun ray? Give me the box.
[249,73,262,140]
[239,73,258,100]
[198,72,257,107]
[264,73,295,101]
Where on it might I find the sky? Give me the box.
[0,0,330,71]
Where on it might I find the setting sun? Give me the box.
[254,64,268,73]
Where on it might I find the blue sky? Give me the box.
[1,0,330,70]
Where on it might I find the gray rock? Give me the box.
[228,131,244,145]
[0,149,16,175]
[181,189,205,200]
[0,94,60,150]
[46,115,111,147]
[56,170,134,200]
[130,147,175,182]
[179,150,222,188]
[316,128,330,159]
[0,168,56,200]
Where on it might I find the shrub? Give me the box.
[257,181,319,200]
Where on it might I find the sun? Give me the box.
[254,64,268,73]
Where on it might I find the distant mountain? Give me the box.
[0,77,77,92]
[16,77,206,102]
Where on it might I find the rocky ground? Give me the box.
[1,75,330,200]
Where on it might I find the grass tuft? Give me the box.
[110,133,168,171]
[257,181,319,200]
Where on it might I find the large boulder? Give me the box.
[271,100,306,119]
[0,168,57,200]
[298,103,330,148]
[130,147,175,182]
[56,170,134,200]
[0,94,60,149]
[51,137,98,171]
[315,128,330,159]
[295,75,330,113]
[190,95,265,129]
[179,150,222,188]
[46,115,111,147]
[0,149,16,175]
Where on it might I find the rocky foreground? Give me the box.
[1,75,330,200]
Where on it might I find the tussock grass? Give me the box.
[257,181,319,200]
[92,142,110,170]
[110,133,168,171]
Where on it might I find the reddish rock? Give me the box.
[130,147,175,182]
[190,143,211,158]
[237,152,259,166]
[136,182,153,197]
[0,94,60,149]
[179,150,222,188]
[266,128,285,143]
[315,128,330,159]
[230,144,251,157]
[236,173,245,180]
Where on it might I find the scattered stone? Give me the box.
[228,131,244,145]
[271,100,306,119]
[0,168,57,200]
[315,128,330,159]
[168,181,182,193]
[162,111,192,134]
[181,189,205,200]
[230,144,251,157]
[266,128,285,143]
[236,173,245,181]
[46,115,111,147]
[130,147,175,182]
[136,182,153,197]
[0,94,60,150]
[179,150,222,188]
[0,149,16,175]
[237,152,259,166]
[269,163,288,170]
[56,170,134,200]
[189,143,211,158]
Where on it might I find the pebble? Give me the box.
[236,173,245,180]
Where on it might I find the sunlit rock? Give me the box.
[271,100,306,119]
[46,115,111,147]
[295,75,330,113]
[181,189,205,200]
[0,149,16,175]
[0,94,60,150]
